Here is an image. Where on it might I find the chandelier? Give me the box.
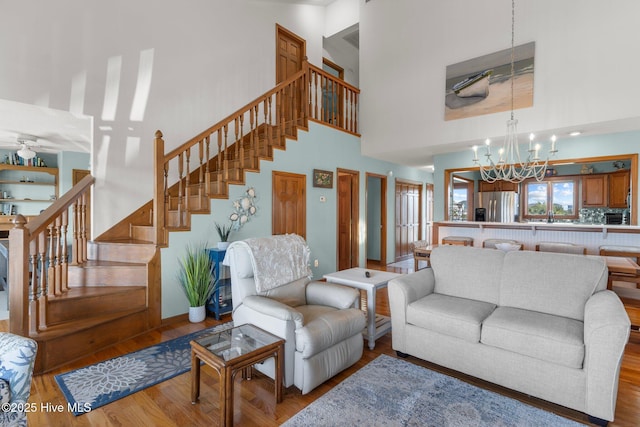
[472,0,557,183]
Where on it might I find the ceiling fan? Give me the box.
[16,134,39,160]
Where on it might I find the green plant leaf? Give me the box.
[177,242,216,307]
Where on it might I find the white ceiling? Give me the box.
[251,0,336,5]
[0,99,91,154]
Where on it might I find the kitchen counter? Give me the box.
[433,221,640,254]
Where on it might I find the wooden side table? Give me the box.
[191,324,284,426]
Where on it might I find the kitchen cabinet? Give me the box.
[608,170,631,208]
[478,181,519,192]
[582,174,608,207]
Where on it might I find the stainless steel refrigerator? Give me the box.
[475,191,518,222]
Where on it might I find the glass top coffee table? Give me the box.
[190,323,285,427]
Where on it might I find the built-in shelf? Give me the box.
[0,164,58,216]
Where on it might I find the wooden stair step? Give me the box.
[168,193,210,212]
[68,260,148,286]
[88,240,157,263]
[32,307,149,374]
[130,224,155,242]
[46,285,147,325]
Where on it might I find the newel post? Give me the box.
[9,214,30,336]
[154,130,166,245]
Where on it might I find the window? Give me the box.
[451,176,474,221]
[523,177,579,220]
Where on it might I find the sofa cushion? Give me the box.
[481,307,585,369]
[430,246,505,305]
[407,293,496,343]
[0,378,10,405]
[500,251,607,321]
[261,277,308,307]
[295,306,366,358]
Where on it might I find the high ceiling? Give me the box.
[0,99,91,155]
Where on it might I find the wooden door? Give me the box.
[395,180,422,261]
[337,169,359,271]
[276,25,305,131]
[276,24,305,84]
[272,171,306,238]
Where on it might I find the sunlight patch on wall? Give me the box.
[102,56,122,121]
[70,71,87,116]
[125,136,141,165]
[130,48,154,122]
[95,134,111,187]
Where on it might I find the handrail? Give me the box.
[153,59,360,245]
[9,174,95,336]
[164,66,309,162]
[25,174,95,237]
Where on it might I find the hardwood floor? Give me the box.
[2,261,639,426]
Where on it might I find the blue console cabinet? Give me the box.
[206,248,232,320]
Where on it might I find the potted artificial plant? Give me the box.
[215,222,233,250]
[177,242,216,322]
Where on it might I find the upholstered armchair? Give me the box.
[223,234,366,394]
[0,332,38,427]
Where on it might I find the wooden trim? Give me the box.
[308,118,361,137]
[322,57,344,80]
[452,174,475,221]
[443,153,638,225]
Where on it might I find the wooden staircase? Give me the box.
[8,60,360,374]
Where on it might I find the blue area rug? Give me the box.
[55,321,234,415]
[283,354,585,427]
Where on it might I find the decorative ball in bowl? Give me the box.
[495,243,521,252]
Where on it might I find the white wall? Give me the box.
[0,0,327,236]
[325,0,359,37]
[161,122,431,318]
[360,0,640,167]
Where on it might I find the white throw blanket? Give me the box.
[226,234,312,292]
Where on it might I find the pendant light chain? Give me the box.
[471,0,558,183]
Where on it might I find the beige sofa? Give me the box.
[388,245,630,425]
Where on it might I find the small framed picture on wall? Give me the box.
[312,169,333,188]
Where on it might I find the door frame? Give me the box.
[336,168,359,270]
[275,24,306,84]
[394,178,423,262]
[366,172,387,266]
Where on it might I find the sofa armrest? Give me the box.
[242,295,304,329]
[0,333,37,405]
[387,268,435,353]
[306,281,360,309]
[583,290,631,421]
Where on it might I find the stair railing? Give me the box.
[9,174,95,336]
[307,63,360,134]
[153,61,360,245]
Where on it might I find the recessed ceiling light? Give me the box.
[569,131,582,136]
